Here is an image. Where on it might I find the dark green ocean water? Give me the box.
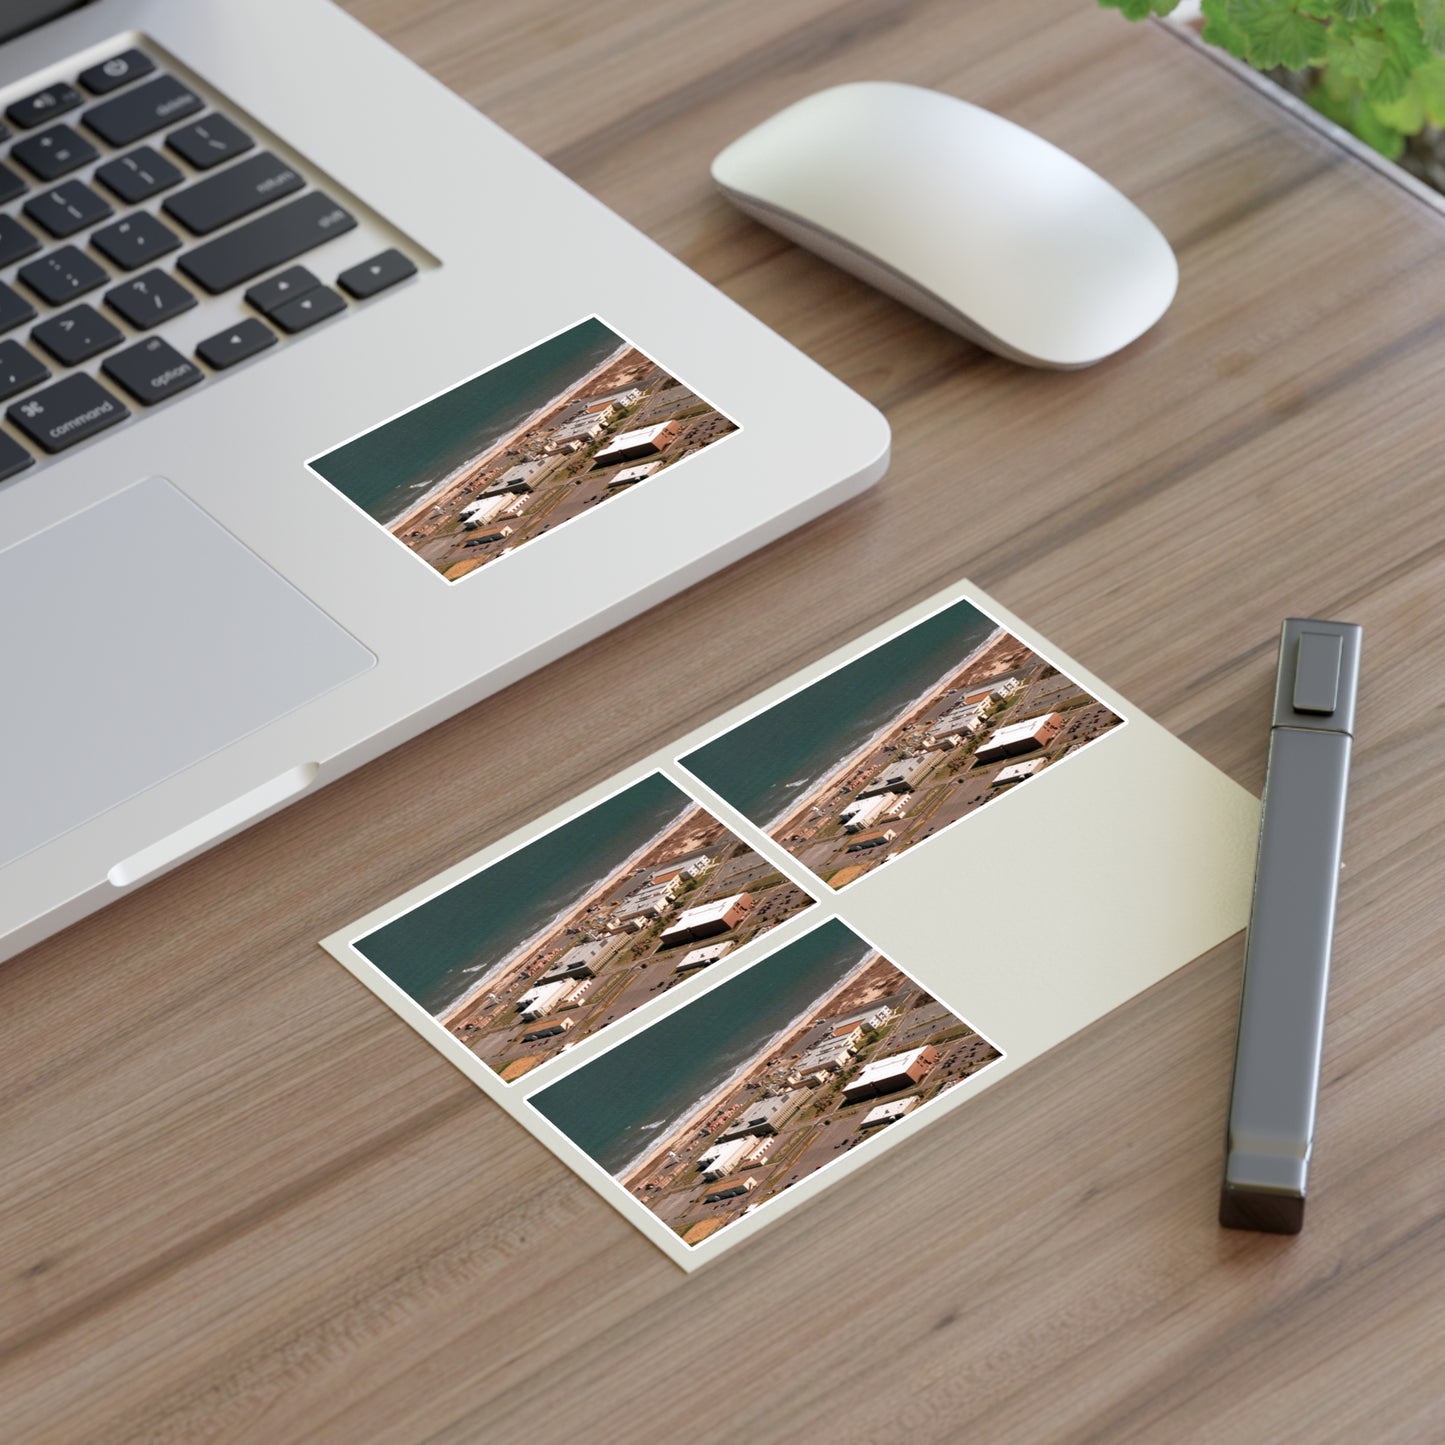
[354,773,691,1015]
[310,317,624,525]
[531,919,873,1176]
[681,598,996,827]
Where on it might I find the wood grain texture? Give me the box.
[2,2,1442,1440]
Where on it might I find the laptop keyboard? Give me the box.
[0,44,421,482]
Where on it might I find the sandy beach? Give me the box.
[765,626,1011,839]
[385,342,631,535]
[617,949,881,1189]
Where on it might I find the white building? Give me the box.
[975,713,1065,762]
[516,977,590,1021]
[992,758,1048,786]
[859,750,943,798]
[605,461,661,489]
[718,1090,804,1141]
[794,1036,856,1075]
[697,1136,755,1180]
[592,420,680,466]
[658,892,752,946]
[675,940,734,973]
[615,876,682,923]
[842,1045,938,1102]
[542,937,623,981]
[549,413,607,444]
[485,459,548,494]
[460,493,511,527]
[860,1095,921,1129]
[839,794,891,833]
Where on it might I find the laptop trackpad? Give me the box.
[0,478,374,869]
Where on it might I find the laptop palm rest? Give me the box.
[0,477,374,871]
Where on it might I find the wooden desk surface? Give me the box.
[3,2,1442,1440]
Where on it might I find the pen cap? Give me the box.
[1271,619,1363,735]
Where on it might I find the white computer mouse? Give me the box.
[711,81,1178,369]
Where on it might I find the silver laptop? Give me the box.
[0,0,889,963]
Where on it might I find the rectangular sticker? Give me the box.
[528,918,1001,1249]
[350,773,815,1082]
[677,596,1124,889]
[308,315,739,582]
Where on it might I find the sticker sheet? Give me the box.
[324,580,1258,1270]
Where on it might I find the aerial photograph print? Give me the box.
[308,316,739,581]
[529,917,1002,1248]
[351,773,815,1082]
[679,597,1125,889]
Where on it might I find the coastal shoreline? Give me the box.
[383,342,631,533]
[434,797,696,1027]
[615,949,880,1188]
[763,626,1008,837]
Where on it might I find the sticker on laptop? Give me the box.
[349,772,815,1083]
[677,596,1125,889]
[527,917,1002,1250]
[307,316,739,581]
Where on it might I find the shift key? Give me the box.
[178,192,356,294]
[163,151,303,236]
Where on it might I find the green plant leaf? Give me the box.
[1380,0,1432,64]
[1097,0,1182,17]
[1337,0,1382,17]
[1409,53,1445,118]
[1325,26,1391,77]
[1354,98,1412,149]
[1223,0,1328,68]
[1415,0,1445,48]
[1371,73,1428,124]
[1201,0,1253,55]
[1308,77,1409,151]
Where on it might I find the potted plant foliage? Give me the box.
[1101,0,1445,194]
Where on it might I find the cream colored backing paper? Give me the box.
[323,580,1258,1271]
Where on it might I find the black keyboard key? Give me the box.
[83,74,201,147]
[338,248,417,300]
[18,245,107,306]
[271,285,345,333]
[32,303,122,366]
[166,114,252,169]
[95,146,183,204]
[11,124,98,181]
[197,318,276,370]
[7,82,82,131]
[163,152,303,236]
[8,372,127,452]
[23,179,113,238]
[103,336,202,407]
[245,265,319,315]
[0,215,42,268]
[0,340,49,401]
[0,283,36,335]
[0,161,27,205]
[104,268,196,329]
[0,429,33,482]
[91,212,181,270]
[79,49,156,96]
[178,192,356,294]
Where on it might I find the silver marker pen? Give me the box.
[1220,617,1362,1234]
